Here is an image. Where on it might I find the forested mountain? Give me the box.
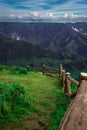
[0,22,87,71]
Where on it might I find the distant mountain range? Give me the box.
[0,22,87,71]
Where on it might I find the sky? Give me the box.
[0,0,87,22]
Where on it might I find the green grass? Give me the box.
[71,83,78,93]
[0,66,70,130]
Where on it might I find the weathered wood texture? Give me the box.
[42,65,59,77]
[43,65,59,72]
[59,80,87,130]
[59,64,63,77]
[64,72,72,96]
[68,76,79,86]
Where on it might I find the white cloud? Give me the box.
[31,12,39,17]
[64,13,78,19]
[9,14,16,18]
[0,0,87,22]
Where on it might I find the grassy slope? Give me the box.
[0,68,70,130]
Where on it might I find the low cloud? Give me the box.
[64,13,78,19]
[4,12,86,23]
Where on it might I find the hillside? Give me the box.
[0,22,87,54]
[0,66,70,130]
[0,22,87,71]
[0,33,66,65]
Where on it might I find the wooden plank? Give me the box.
[43,65,59,72]
[68,76,79,86]
[59,80,87,130]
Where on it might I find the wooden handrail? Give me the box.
[59,78,87,130]
[68,76,79,87]
[59,64,79,97]
[58,70,87,130]
[43,65,59,72]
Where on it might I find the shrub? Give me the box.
[0,83,29,123]
[10,66,28,74]
[18,67,27,74]
[0,65,3,71]
[10,66,18,74]
[51,92,70,130]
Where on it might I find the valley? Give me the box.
[0,22,87,72]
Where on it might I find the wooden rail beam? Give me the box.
[68,76,79,87]
[44,65,59,71]
[42,65,59,73]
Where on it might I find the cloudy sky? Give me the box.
[0,0,87,22]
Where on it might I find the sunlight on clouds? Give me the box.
[64,13,78,19]
[8,12,55,20]
[32,12,39,17]
[9,14,16,18]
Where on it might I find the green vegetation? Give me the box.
[10,66,28,74]
[0,83,28,123]
[71,83,78,93]
[0,65,70,130]
[50,78,70,130]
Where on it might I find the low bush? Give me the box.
[0,65,3,70]
[0,83,29,124]
[10,66,18,74]
[10,66,28,74]
[51,92,70,130]
[18,67,27,74]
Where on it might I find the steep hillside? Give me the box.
[0,33,66,66]
[0,22,87,56]
[49,25,87,56]
[0,22,87,71]
[68,22,87,35]
[0,22,66,47]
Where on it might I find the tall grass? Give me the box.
[0,65,71,130]
[0,83,30,125]
[10,66,28,74]
[50,78,70,130]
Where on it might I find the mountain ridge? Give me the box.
[0,22,87,71]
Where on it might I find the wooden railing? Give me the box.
[58,64,87,130]
[42,65,59,73]
[27,64,84,99]
[28,64,87,129]
[59,64,79,98]
[27,65,59,76]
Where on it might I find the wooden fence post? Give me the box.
[42,65,45,75]
[59,64,63,77]
[79,72,87,87]
[62,70,65,88]
[64,72,72,96]
[59,73,87,130]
